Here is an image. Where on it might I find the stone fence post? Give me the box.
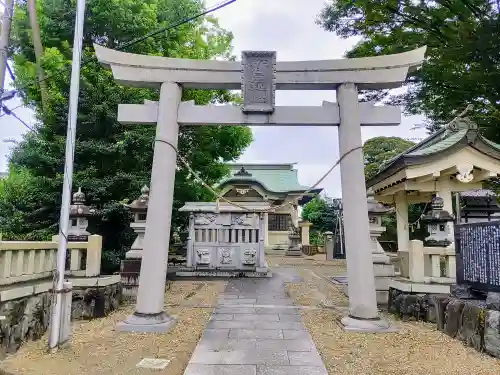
[408,240,425,282]
[299,221,313,246]
[85,235,102,277]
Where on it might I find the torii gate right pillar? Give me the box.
[337,83,385,329]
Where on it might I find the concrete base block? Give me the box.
[341,316,398,333]
[285,249,303,257]
[373,263,396,277]
[116,312,177,333]
[376,290,389,305]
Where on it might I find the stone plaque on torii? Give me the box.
[95,43,427,333]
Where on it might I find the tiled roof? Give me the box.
[367,116,500,187]
[217,163,314,193]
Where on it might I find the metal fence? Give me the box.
[455,220,500,293]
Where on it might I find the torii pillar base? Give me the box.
[341,316,398,333]
[117,312,177,333]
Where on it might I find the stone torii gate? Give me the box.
[94,44,426,333]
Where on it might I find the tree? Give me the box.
[362,136,428,245]
[317,1,500,139]
[1,0,252,272]
[363,136,415,181]
[301,196,342,245]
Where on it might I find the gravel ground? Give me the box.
[286,264,500,375]
[0,280,226,375]
[267,253,346,268]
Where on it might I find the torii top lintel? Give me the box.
[93,44,427,91]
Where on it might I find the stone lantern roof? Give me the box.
[367,189,393,216]
[127,185,149,212]
[69,187,93,217]
[421,196,454,223]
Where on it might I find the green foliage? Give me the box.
[301,196,342,234]
[363,137,415,181]
[1,0,252,272]
[362,136,426,246]
[317,1,500,138]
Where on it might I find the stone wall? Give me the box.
[0,283,122,356]
[387,287,500,358]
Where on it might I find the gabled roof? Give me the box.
[366,117,500,188]
[217,163,316,193]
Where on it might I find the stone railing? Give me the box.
[0,235,102,286]
[397,239,456,284]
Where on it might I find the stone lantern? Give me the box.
[121,185,149,299]
[367,188,396,304]
[68,187,93,241]
[125,185,149,259]
[421,195,454,247]
[367,189,394,263]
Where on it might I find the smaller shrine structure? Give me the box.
[367,116,500,253]
[178,201,271,277]
[215,163,321,250]
[367,116,500,295]
[460,189,500,223]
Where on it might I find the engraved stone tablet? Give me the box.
[241,51,276,113]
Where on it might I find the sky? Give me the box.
[0,0,429,198]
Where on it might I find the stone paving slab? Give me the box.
[182,268,327,374]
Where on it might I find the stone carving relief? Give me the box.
[231,214,253,226]
[242,248,257,265]
[194,213,216,225]
[220,248,233,264]
[196,248,211,265]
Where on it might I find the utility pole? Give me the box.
[48,0,86,352]
[0,0,14,110]
[27,0,48,110]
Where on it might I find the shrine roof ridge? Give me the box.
[228,163,297,170]
[216,164,317,194]
[94,44,427,90]
[179,201,271,212]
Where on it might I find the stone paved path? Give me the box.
[183,268,328,375]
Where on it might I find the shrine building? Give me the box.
[215,163,321,250]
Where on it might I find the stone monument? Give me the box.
[96,42,426,333]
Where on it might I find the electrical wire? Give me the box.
[156,137,363,213]
[7,0,237,98]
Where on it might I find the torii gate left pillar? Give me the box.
[95,44,426,333]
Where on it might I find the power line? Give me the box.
[2,104,33,130]
[9,0,236,102]
[2,0,236,134]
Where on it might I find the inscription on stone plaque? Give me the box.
[456,221,500,292]
[241,51,276,113]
